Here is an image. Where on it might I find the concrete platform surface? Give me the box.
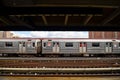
[0,76,120,80]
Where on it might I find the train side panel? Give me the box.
[15,40,37,54]
[17,39,41,54]
[0,41,19,54]
[0,39,41,55]
[112,41,120,53]
[1,38,120,56]
[87,42,105,54]
[59,42,79,54]
[42,41,53,54]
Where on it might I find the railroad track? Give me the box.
[0,57,120,68]
[0,58,120,68]
[0,57,120,60]
[1,73,120,77]
[0,57,120,76]
[0,67,120,76]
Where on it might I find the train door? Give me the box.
[42,40,53,54]
[112,41,120,53]
[79,42,87,53]
[106,42,112,53]
[35,40,41,53]
[19,42,26,53]
[53,42,59,53]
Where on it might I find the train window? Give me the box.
[47,42,51,46]
[53,42,55,46]
[109,43,112,47]
[119,43,120,47]
[106,42,112,47]
[80,43,82,47]
[92,43,100,47]
[65,42,73,47]
[44,43,46,47]
[5,42,13,47]
[106,43,108,46]
[33,42,35,47]
[23,42,25,47]
[57,42,59,46]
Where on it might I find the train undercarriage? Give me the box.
[0,52,120,57]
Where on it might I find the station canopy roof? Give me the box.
[0,0,120,31]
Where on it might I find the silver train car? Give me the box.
[0,38,120,57]
[0,38,41,56]
[42,38,120,56]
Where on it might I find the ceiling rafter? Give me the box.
[9,16,34,29]
[64,15,69,25]
[102,7,120,25]
[0,16,15,25]
[84,15,93,25]
[41,15,48,25]
[3,0,120,8]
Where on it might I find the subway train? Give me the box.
[0,38,120,57]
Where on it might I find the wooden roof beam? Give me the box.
[102,7,120,25]
[0,16,15,25]
[9,16,34,29]
[41,15,48,25]
[84,15,93,25]
[64,15,69,25]
[3,0,120,8]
